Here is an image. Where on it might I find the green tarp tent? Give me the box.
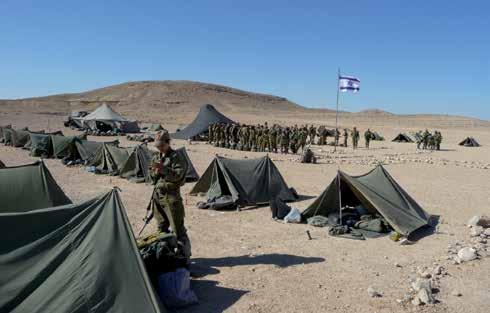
[120,146,199,183]
[5,129,30,147]
[28,133,53,157]
[50,134,88,159]
[0,125,12,143]
[148,124,164,132]
[0,189,165,313]
[88,143,131,175]
[120,144,154,183]
[75,140,119,162]
[459,137,480,147]
[392,133,413,143]
[190,155,296,205]
[372,132,385,141]
[0,161,71,213]
[301,165,431,236]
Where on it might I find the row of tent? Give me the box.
[65,103,140,133]
[191,156,431,237]
[392,133,481,147]
[0,125,199,183]
[0,161,165,312]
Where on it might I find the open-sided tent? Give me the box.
[0,189,165,313]
[190,155,296,205]
[392,133,413,143]
[82,103,140,133]
[459,137,480,147]
[171,104,235,140]
[0,161,71,213]
[88,143,131,174]
[301,165,430,236]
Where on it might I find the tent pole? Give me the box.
[334,68,340,152]
[338,171,342,225]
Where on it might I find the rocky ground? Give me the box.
[1,112,489,313]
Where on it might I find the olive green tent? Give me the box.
[372,132,385,141]
[0,161,71,213]
[0,160,5,168]
[5,129,30,147]
[120,146,199,183]
[75,140,119,162]
[301,165,431,236]
[28,133,53,157]
[0,189,165,313]
[24,131,63,151]
[392,133,413,143]
[459,137,480,147]
[190,155,297,205]
[88,143,131,175]
[0,125,11,143]
[50,134,88,159]
[148,124,164,132]
[2,128,14,145]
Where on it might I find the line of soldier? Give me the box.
[415,129,443,150]
[207,123,376,154]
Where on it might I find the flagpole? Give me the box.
[335,68,342,225]
[334,68,340,152]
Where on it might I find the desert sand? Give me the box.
[1,85,489,313]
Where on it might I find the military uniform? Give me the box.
[309,125,316,145]
[364,129,372,149]
[352,127,360,149]
[149,131,190,257]
[343,129,348,147]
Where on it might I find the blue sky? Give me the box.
[1,1,489,119]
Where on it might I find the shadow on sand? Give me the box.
[190,253,325,277]
[409,215,440,242]
[173,279,248,313]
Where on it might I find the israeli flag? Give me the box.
[339,75,360,93]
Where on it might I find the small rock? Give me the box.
[432,266,443,276]
[458,247,477,262]
[411,278,432,292]
[417,287,436,304]
[484,228,490,237]
[394,262,402,268]
[367,286,382,298]
[470,226,484,237]
[468,215,490,228]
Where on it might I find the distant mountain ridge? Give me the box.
[0,80,488,128]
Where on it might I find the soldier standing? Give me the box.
[343,129,349,147]
[422,129,430,149]
[364,128,372,149]
[352,127,360,149]
[269,125,278,153]
[309,125,316,145]
[149,131,191,258]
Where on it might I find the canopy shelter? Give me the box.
[301,165,431,236]
[190,155,297,206]
[392,133,413,143]
[74,140,119,162]
[120,146,199,183]
[171,104,235,140]
[459,137,480,147]
[64,111,89,129]
[0,189,165,313]
[0,161,71,213]
[0,125,11,143]
[87,143,131,175]
[82,103,140,133]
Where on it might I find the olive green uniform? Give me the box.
[149,148,190,256]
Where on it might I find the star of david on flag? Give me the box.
[339,75,360,93]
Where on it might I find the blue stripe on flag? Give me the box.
[339,76,360,82]
[340,86,360,91]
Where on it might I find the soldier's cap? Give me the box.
[154,130,170,147]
